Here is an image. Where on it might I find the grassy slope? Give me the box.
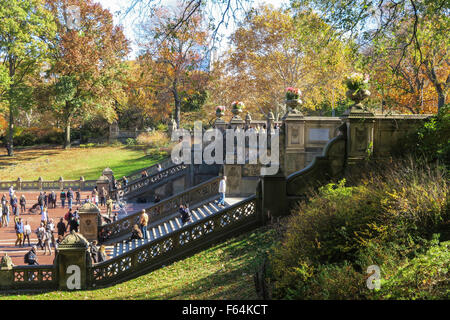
[1,226,277,300]
[0,146,164,181]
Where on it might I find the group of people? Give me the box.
[1,187,28,227]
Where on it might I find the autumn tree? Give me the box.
[43,0,129,148]
[209,5,354,118]
[138,3,210,128]
[0,0,56,156]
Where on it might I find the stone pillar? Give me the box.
[78,202,101,242]
[0,254,14,290]
[229,116,245,130]
[261,169,287,220]
[102,168,114,184]
[55,231,91,290]
[79,176,85,191]
[341,107,375,167]
[214,118,227,132]
[96,175,110,198]
[281,109,306,175]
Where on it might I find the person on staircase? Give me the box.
[131,224,143,240]
[139,210,148,240]
[218,176,227,206]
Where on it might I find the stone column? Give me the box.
[341,107,375,167]
[96,175,110,198]
[281,109,306,175]
[78,202,101,242]
[261,168,287,220]
[55,231,91,290]
[102,168,114,183]
[0,254,14,290]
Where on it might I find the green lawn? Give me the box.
[0,226,278,300]
[0,146,166,181]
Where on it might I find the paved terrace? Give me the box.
[0,191,148,266]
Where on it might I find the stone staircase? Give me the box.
[108,198,229,258]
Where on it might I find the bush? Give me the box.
[268,161,449,299]
[136,131,170,149]
[12,127,64,146]
[126,138,136,146]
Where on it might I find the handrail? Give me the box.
[100,176,222,242]
[120,157,173,184]
[89,195,258,287]
[0,264,57,290]
[118,163,188,198]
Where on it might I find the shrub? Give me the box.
[136,131,170,149]
[268,161,449,299]
[126,138,136,146]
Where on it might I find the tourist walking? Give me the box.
[218,176,227,206]
[98,245,107,262]
[139,210,148,240]
[41,207,48,226]
[3,201,10,227]
[100,187,107,207]
[106,197,113,217]
[36,222,46,250]
[38,192,45,214]
[67,188,74,209]
[60,190,66,208]
[43,227,52,255]
[23,220,32,246]
[90,240,99,263]
[11,195,18,216]
[9,185,15,202]
[15,217,24,247]
[20,194,26,214]
[47,218,57,248]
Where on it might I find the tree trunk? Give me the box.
[173,79,181,129]
[64,116,71,149]
[7,104,14,156]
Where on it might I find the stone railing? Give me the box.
[0,178,97,192]
[118,163,189,199]
[0,264,57,291]
[89,195,258,288]
[100,176,221,242]
[121,157,173,184]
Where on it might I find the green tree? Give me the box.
[0,0,56,156]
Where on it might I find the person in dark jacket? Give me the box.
[57,217,66,237]
[51,191,57,208]
[25,246,38,265]
[179,204,191,225]
[38,192,45,214]
[67,188,74,209]
[130,224,143,240]
[19,194,26,214]
[90,240,99,263]
[60,190,66,208]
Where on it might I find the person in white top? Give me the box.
[9,186,15,201]
[218,176,227,206]
[23,220,32,246]
[41,207,48,225]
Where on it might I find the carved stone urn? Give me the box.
[346,88,371,109]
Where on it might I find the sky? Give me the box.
[96,0,290,58]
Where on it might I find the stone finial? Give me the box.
[102,168,113,176]
[1,254,14,270]
[80,176,85,181]
[245,112,252,122]
[96,175,110,183]
[58,230,90,249]
[58,176,64,182]
[38,177,43,182]
[267,111,275,121]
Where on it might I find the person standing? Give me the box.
[218,176,227,206]
[51,190,57,208]
[106,197,113,217]
[100,187,107,207]
[43,228,52,255]
[20,194,26,214]
[3,201,10,227]
[36,222,46,250]
[98,245,107,262]
[67,188,74,209]
[40,207,48,227]
[0,204,3,228]
[8,185,15,202]
[43,192,48,208]
[76,189,81,205]
[23,220,32,246]
[60,190,66,208]
[157,164,162,172]
[139,210,148,240]
[47,218,56,249]
[57,217,66,238]
[38,192,45,215]
[90,240,99,263]
[11,195,18,216]
[15,217,24,247]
